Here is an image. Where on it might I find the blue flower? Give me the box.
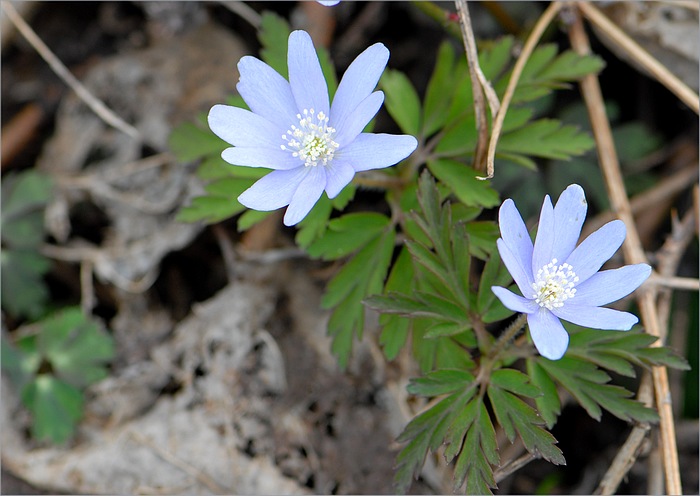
[208,30,417,226]
[491,184,651,360]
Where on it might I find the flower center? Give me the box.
[531,258,579,310]
[281,108,339,167]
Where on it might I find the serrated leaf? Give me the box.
[526,360,561,429]
[477,249,515,323]
[378,248,413,360]
[464,221,500,260]
[479,36,515,81]
[423,321,472,340]
[498,119,594,160]
[408,369,476,397]
[323,228,395,368]
[538,356,659,423]
[412,320,476,373]
[21,375,84,444]
[490,369,541,398]
[365,292,448,320]
[307,213,390,260]
[428,159,500,208]
[380,69,422,136]
[395,378,482,493]
[487,384,565,465]
[453,401,499,493]
[533,49,605,83]
[567,327,690,376]
[38,308,114,388]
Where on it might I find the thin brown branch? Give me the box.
[483,1,562,179]
[1,1,141,140]
[595,373,654,495]
[568,8,682,495]
[455,0,501,172]
[583,161,698,236]
[577,1,699,114]
[455,0,490,173]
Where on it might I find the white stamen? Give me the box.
[280,108,339,167]
[531,258,579,310]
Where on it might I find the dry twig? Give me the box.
[568,8,683,495]
[455,0,500,174]
[577,1,699,114]
[483,1,562,179]
[2,1,141,140]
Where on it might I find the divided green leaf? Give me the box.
[535,355,659,423]
[322,227,396,369]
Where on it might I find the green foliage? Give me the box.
[322,226,395,369]
[533,355,659,423]
[2,308,114,444]
[367,173,483,370]
[404,37,601,173]
[381,69,422,136]
[1,170,53,319]
[258,12,291,78]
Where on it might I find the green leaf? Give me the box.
[498,119,595,160]
[477,249,515,323]
[317,45,338,101]
[478,36,515,80]
[38,307,114,388]
[567,326,690,376]
[527,360,561,429]
[423,41,457,137]
[395,376,484,493]
[168,121,227,163]
[323,228,396,368]
[423,321,472,340]
[1,249,51,319]
[365,292,451,320]
[533,49,606,83]
[453,401,499,493]
[490,369,541,398]
[427,159,500,208]
[295,195,332,248]
[378,247,414,360]
[1,170,53,248]
[464,221,500,260]
[21,375,84,444]
[408,369,476,396]
[307,213,390,260]
[176,177,257,224]
[380,69,422,136]
[258,12,291,77]
[1,334,38,388]
[537,356,659,423]
[237,209,275,231]
[487,382,565,465]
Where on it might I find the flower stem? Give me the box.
[489,313,528,359]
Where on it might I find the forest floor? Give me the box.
[1,2,698,495]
